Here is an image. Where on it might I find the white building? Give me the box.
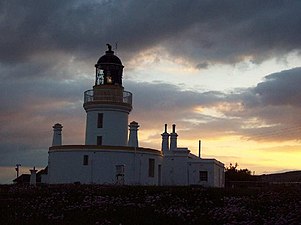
[43,45,224,187]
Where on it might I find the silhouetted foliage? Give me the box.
[225,163,254,182]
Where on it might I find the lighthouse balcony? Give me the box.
[84,89,132,105]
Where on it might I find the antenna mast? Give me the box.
[198,140,201,158]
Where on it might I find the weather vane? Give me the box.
[106,43,112,51]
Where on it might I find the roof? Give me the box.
[96,44,123,66]
[49,145,162,155]
[13,174,30,183]
[97,51,122,65]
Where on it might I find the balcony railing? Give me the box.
[84,89,132,105]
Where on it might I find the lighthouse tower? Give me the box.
[83,44,132,146]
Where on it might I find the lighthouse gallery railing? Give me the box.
[84,89,132,105]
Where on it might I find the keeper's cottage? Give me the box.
[43,45,224,187]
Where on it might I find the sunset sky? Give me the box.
[1,0,301,183]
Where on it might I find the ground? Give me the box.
[1,184,301,225]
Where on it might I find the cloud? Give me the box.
[125,80,226,129]
[253,67,301,107]
[0,75,87,167]
[196,62,209,69]
[1,0,300,68]
[126,67,301,142]
[1,65,300,168]
[220,68,301,141]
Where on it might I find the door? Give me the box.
[115,165,125,185]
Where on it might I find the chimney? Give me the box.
[161,124,170,153]
[52,123,63,146]
[128,121,139,147]
[29,166,38,186]
[170,124,178,151]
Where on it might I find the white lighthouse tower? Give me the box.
[84,44,132,146]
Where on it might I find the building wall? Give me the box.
[162,153,225,187]
[187,159,224,187]
[48,146,163,185]
[85,108,129,146]
[47,148,224,187]
[162,154,189,186]
[188,161,213,187]
[213,162,225,187]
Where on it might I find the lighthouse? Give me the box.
[44,44,224,187]
[84,44,132,146]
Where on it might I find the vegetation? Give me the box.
[1,184,301,225]
[225,163,254,182]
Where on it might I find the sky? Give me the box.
[1,0,301,183]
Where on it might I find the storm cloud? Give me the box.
[1,0,300,67]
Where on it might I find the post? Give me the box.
[198,140,201,158]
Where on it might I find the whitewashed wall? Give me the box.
[48,146,163,185]
[162,154,189,186]
[162,152,224,187]
[187,159,224,187]
[85,107,129,146]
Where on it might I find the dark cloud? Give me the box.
[1,0,300,67]
[126,81,225,110]
[196,62,209,69]
[0,74,87,167]
[253,67,301,107]
[221,68,301,141]
[125,80,226,131]
[125,68,301,142]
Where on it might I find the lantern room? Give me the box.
[95,44,124,86]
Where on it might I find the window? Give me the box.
[97,136,102,146]
[96,68,104,85]
[83,155,89,165]
[148,158,155,177]
[199,171,208,181]
[97,113,103,128]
